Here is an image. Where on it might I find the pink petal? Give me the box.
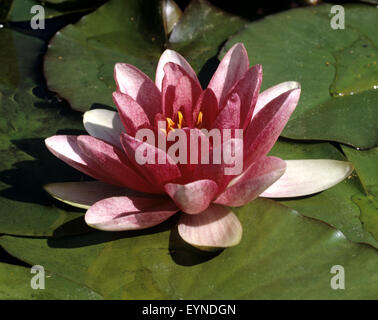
[244,88,301,166]
[85,196,178,231]
[44,181,151,210]
[172,74,202,127]
[195,88,218,128]
[208,43,249,108]
[164,179,218,214]
[161,62,201,118]
[114,63,162,123]
[155,49,198,91]
[195,137,244,192]
[170,128,211,183]
[211,93,241,130]
[45,135,114,185]
[77,135,160,193]
[178,204,242,248]
[112,91,151,136]
[260,159,354,198]
[154,112,167,129]
[215,156,286,206]
[120,133,181,186]
[227,64,262,129]
[253,81,300,118]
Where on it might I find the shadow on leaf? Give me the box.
[169,226,223,266]
[0,137,89,206]
[47,214,180,248]
[48,213,222,267]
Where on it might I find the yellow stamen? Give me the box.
[196,111,203,128]
[166,117,175,127]
[166,117,175,132]
[177,111,184,129]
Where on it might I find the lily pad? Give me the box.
[342,145,378,241]
[44,0,245,112]
[167,0,246,74]
[1,198,377,299]
[0,262,102,299]
[6,0,105,22]
[44,0,92,4]
[269,139,378,249]
[0,28,91,237]
[0,0,12,21]
[0,28,44,90]
[224,4,378,149]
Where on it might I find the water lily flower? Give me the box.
[44,43,353,249]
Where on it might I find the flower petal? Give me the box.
[44,181,147,209]
[172,74,202,127]
[45,135,113,185]
[244,88,301,166]
[215,156,286,206]
[208,43,249,108]
[253,81,300,118]
[171,128,211,183]
[196,137,244,192]
[114,63,162,122]
[178,204,242,248]
[195,88,218,128]
[164,179,218,214]
[120,133,181,186]
[260,159,354,198]
[212,93,241,130]
[85,196,178,231]
[227,64,262,129]
[161,62,201,118]
[155,49,198,91]
[77,135,160,193]
[83,109,124,149]
[112,91,151,136]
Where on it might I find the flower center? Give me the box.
[161,111,203,135]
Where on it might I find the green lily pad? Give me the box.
[224,4,378,149]
[269,139,378,249]
[44,0,90,4]
[0,262,102,299]
[167,0,246,74]
[0,0,12,21]
[342,145,378,241]
[0,28,91,237]
[360,0,378,4]
[44,0,245,112]
[0,28,44,90]
[1,198,377,299]
[6,0,105,22]
[342,145,378,187]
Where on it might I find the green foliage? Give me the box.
[0,1,377,299]
[44,0,245,111]
[224,4,378,149]
[1,199,377,299]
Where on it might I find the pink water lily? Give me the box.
[45,43,353,249]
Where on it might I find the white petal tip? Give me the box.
[286,81,301,90]
[83,109,117,127]
[83,109,123,148]
[260,160,354,198]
